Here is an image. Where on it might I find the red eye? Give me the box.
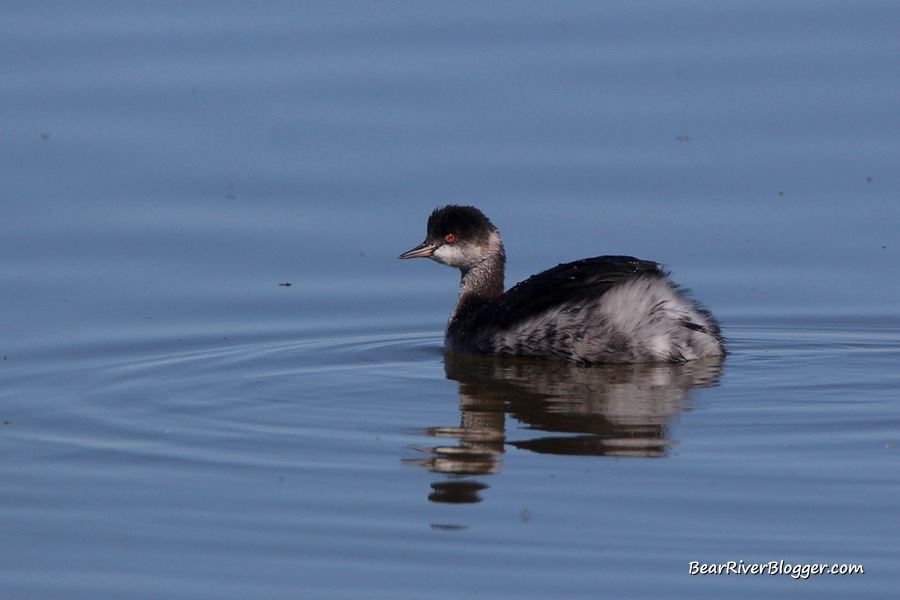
[444,233,456,243]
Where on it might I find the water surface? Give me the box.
[2,2,899,598]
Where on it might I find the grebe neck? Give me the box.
[450,245,505,322]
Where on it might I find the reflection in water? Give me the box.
[409,353,723,503]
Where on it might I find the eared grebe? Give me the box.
[399,205,724,364]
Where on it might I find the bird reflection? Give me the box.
[408,352,723,503]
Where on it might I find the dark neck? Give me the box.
[450,248,505,322]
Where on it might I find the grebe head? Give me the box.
[399,205,503,271]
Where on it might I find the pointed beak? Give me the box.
[398,241,436,259]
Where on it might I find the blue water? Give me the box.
[2,2,899,598]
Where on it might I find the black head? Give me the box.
[399,205,503,269]
[425,205,497,245]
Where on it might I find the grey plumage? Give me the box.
[400,205,725,364]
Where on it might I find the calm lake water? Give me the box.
[2,2,899,598]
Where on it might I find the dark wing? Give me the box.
[474,255,664,332]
